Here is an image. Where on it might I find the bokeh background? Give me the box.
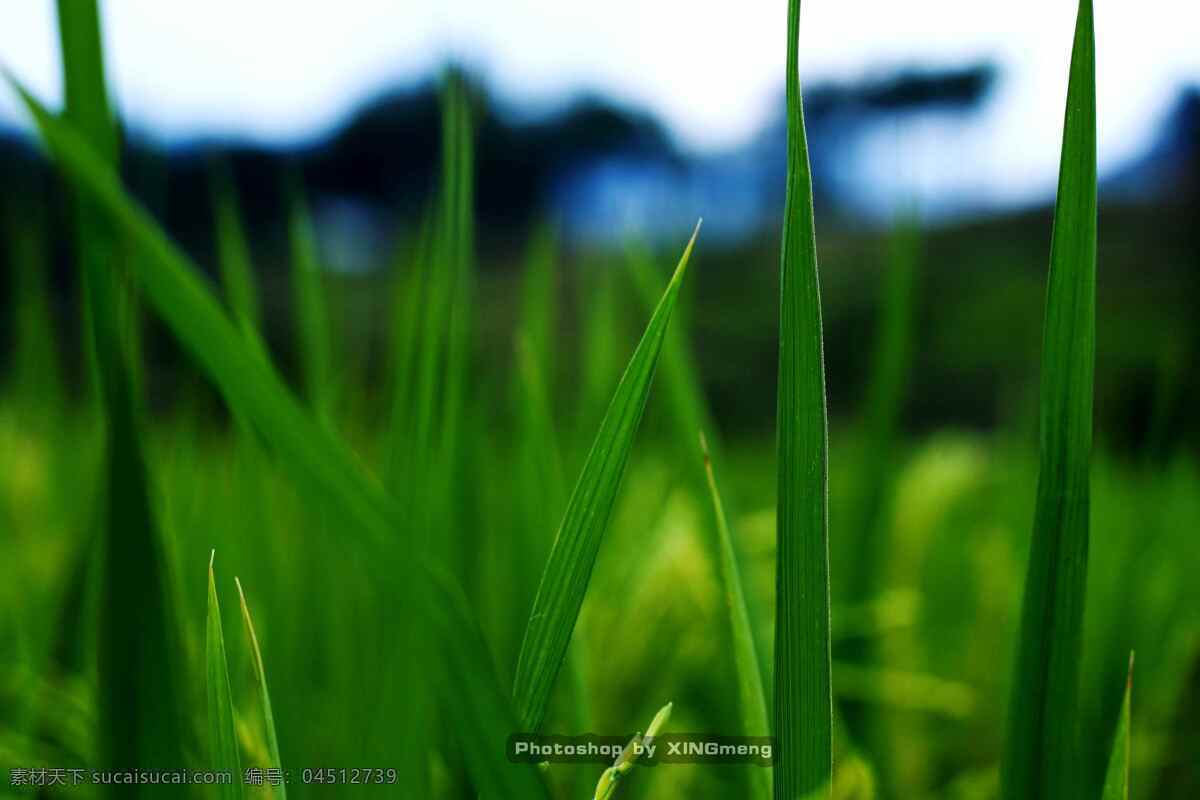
[1,1,1197,798]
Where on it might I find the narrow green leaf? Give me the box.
[1000,3,1097,799]
[6,76,395,545]
[575,262,620,452]
[382,214,432,491]
[700,433,772,800]
[5,76,548,796]
[836,219,919,784]
[54,1,189,786]
[1101,654,1133,800]
[234,578,286,800]
[513,220,702,733]
[287,180,335,421]
[775,0,833,796]
[519,225,560,384]
[427,567,552,800]
[628,243,715,470]
[436,71,475,477]
[6,200,63,411]
[206,554,243,800]
[210,164,262,341]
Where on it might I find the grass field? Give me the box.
[2,0,1198,798]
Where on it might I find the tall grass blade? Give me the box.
[6,77,394,543]
[700,433,772,800]
[628,243,715,461]
[206,554,243,800]
[836,218,919,782]
[513,221,701,732]
[383,217,431,490]
[428,568,552,800]
[1101,654,1133,800]
[210,164,262,342]
[235,578,286,800]
[6,199,63,412]
[287,179,335,421]
[1000,3,1097,799]
[775,0,833,796]
[436,71,475,484]
[5,77,547,793]
[576,262,620,453]
[53,0,189,785]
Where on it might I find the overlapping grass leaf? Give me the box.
[54,0,189,784]
[1000,3,1097,799]
[4,75,548,796]
[512,221,701,732]
[700,434,771,800]
[235,578,286,800]
[775,0,833,796]
[1101,654,1133,800]
[206,554,243,800]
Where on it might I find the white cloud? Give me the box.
[1,1,1197,201]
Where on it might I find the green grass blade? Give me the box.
[5,77,396,544]
[775,0,833,796]
[700,434,772,800]
[836,218,919,783]
[428,568,552,800]
[235,578,286,800]
[210,164,262,341]
[5,77,549,795]
[1000,3,1097,799]
[627,242,715,464]
[382,214,432,490]
[207,554,243,800]
[436,72,475,473]
[519,226,559,383]
[1101,654,1133,800]
[54,1,190,784]
[287,179,335,421]
[513,220,701,733]
[6,199,63,412]
[575,261,620,453]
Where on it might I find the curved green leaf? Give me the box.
[775,0,833,796]
[235,578,286,800]
[1101,654,1133,800]
[513,221,701,732]
[206,554,243,800]
[1000,3,1097,799]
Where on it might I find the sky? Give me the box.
[1,1,1198,208]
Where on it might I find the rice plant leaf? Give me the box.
[287,180,335,421]
[235,578,286,800]
[54,0,190,785]
[1000,3,1097,799]
[210,164,262,341]
[513,220,701,733]
[575,261,620,451]
[836,218,919,784]
[206,554,243,800]
[5,77,549,795]
[775,0,833,796]
[628,243,715,469]
[1101,654,1133,800]
[5,76,397,546]
[427,566,552,800]
[436,71,475,476]
[700,434,772,800]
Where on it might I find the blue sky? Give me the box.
[2,1,1197,207]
